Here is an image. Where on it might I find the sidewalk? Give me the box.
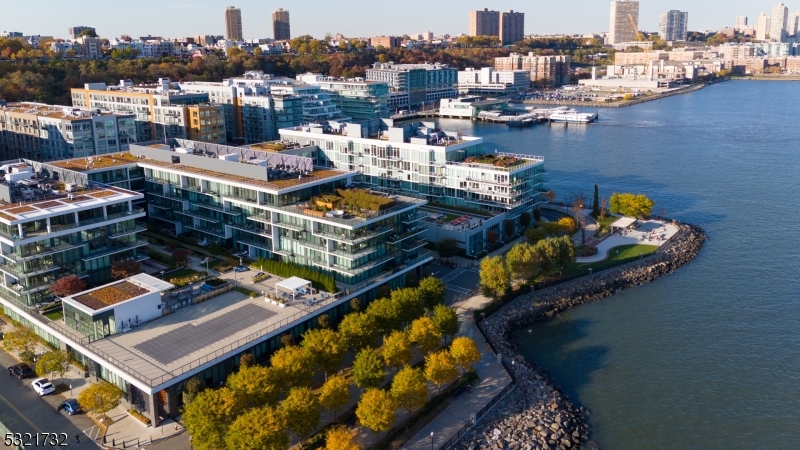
[402,294,512,450]
[101,406,184,449]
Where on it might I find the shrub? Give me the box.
[251,257,337,293]
[128,408,151,425]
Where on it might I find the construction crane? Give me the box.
[628,14,645,42]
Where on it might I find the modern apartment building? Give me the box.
[659,10,689,42]
[609,0,640,45]
[468,9,525,45]
[224,6,243,41]
[266,83,350,123]
[279,120,547,254]
[272,9,291,41]
[457,68,529,95]
[756,13,770,40]
[0,161,146,305]
[70,80,226,144]
[296,74,390,122]
[494,52,572,87]
[366,62,457,109]
[67,26,95,40]
[0,103,137,161]
[771,3,789,42]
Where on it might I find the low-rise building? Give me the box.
[366,62,457,110]
[494,52,571,87]
[458,67,529,95]
[439,97,508,118]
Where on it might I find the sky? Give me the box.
[0,0,794,40]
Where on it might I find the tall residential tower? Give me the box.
[468,9,525,45]
[224,6,243,41]
[658,10,688,42]
[770,3,789,42]
[272,8,291,41]
[609,0,640,45]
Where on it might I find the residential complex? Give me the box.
[272,8,291,41]
[659,10,689,42]
[468,9,525,45]
[366,62,457,109]
[224,6,243,41]
[457,68,530,95]
[609,0,640,45]
[494,52,572,87]
[369,36,402,49]
[296,74,390,122]
[70,80,226,144]
[0,103,137,161]
[771,3,789,42]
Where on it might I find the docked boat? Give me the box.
[507,117,535,128]
[548,111,598,123]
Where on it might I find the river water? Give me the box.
[435,81,800,449]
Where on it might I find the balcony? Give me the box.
[237,238,272,250]
[321,253,397,276]
[246,215,272,225]
[147,190,187,202]
[387,227,426,244]
[108,225,147,239]
[0,262,60,279]
[2,241,86,263]
[402,211,429,224]
[273,221,307,232]
[81,239,149,261]
[228,223,272,238]
[184,224,226,238]
[328,245,378,260]
[401,239,427,252]
[177,209,221,224]
[313,225,394,246]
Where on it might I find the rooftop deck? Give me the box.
[0,185,141,223]
[72,281,148,310]
[48,153,141,172]
[1,103,126,120]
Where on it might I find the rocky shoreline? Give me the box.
[455,222,707,450]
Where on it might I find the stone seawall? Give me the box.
[456,223,706,450]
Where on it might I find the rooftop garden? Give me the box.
[74,281,147,309]
[463,154,525,168]
[307,189,397,218]
[50,152,141,171]
[250,142,288,152]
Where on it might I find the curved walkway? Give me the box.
[576,220,679,263]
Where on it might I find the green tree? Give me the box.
[182,377,206,406]
[224,406,288,450]
[449,336,481,374]
[35,350,70,384]
[424,350,459,394]
[352,348,385,389]
[381,330,413,370]
[356,389,396,435]
[503,219,515,238]
[269,346,314,388]
[408,317,442,356]
[532,235,575,276]
[338,312,378,351]
[301,328,347,379]
[431,304,459,343]
[506,242,540,283]
[184,388,239,450]
[533,207,542,223]
[436,238,459,260]
[78,29,98,38]
[77,381,123,420]
[391,287,425,327]
[390,366,428,413]
[365,297,402,338]
[525,227,546,245]
[282,387,321,438]
[418,276,446,310]
[592,184,600,217]
[479,255,510,299]
[609,193,655,218]
[2,328,38,363]
[319,375,350,417]
[227,365,281,408]
[325,426,361,450]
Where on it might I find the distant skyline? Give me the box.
[0,0,794,39]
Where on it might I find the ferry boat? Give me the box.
[507,117,535,128]
[548,110,598,123]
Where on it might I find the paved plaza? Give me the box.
[577,219,678,263]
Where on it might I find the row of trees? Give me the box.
[479,235,576,298]
[183,276,480,450]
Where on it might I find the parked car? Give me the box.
[31,378,56,396]
[251,272,265,282]
[234,266,249,273]
[57,399,82,415]
[9,363,33,379]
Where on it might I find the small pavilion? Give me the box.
[275,276,312,302]
[610,216,638,234]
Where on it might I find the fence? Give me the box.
[435,383,517,450]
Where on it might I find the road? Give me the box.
[0,350,100,449]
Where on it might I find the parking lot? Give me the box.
[425,262,481,304]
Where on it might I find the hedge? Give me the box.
[252,257,337,294]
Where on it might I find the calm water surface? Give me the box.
[436,81,800,449]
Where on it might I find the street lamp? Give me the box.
[159,270,165,280]
[430,432,434,450]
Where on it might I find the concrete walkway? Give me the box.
[576,220,678,263]
[402,294,512,450]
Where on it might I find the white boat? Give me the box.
[548,111,598,123]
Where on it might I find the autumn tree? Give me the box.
[282,387,321,438]
[350,297,362,312]
[338,312,378,351]
[418,276,446,310]
[408,317,442,356]
[390,366,428,413]
[449,336,481,374]
[2,327,39,363]
[238,353,255,368]
[506,243,540,283]
[182,376,206,406]
[609,193,655,218]
[77,381,123,420]
[381,330,413,370]
[325,426,361,450]
[432,304,459,343]
[49,275,86,297]
[301,328,346,379]
[424,350,459,394]
[183,388,239,450]
[280,334,296,347]
[172,248,191,267]
[352,348,385,389]
[35,350,71,384]
[436,238,459,261]
[317,314,331,329]
[487,229,499,246]
[356,388,397,435]
[110,260,141,280]
[269,345,314,388]
[226,365,281,408]
[533,236,575,276]
[479,255,510,299]
[224,406,288,450]
[365,297,401,338]
[392,287,425,327]
[319,375,350,417]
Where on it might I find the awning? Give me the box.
[610,216,637,229]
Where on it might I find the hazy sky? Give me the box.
[0,0,792,39]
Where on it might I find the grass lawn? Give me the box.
[233,286,257,297]
[564,244,659,278]
[43,309,63,321]
[162,267,199,280]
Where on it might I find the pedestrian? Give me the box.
[8,366,11,377]
[75,434,80,444]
